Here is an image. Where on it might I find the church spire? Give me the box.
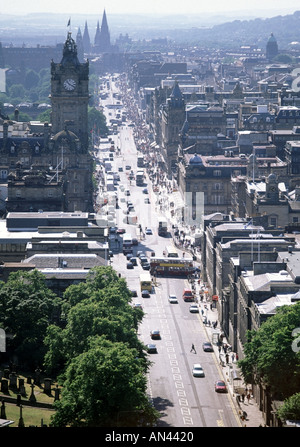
[94,21,101,46]
[82,21,91,53]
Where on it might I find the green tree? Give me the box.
[24,69,40,90]
[44,267,145,375]
[50,337,158,427]
[0,270,61,368]
[8,84,26,101]
[37,108,51,122]
[238,302,300,398]
[277,392,300,423]
[88,106,108,138]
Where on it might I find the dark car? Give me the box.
[202,342,214,352]
[132,238,139,246]
[141,290,150,298]
[130,257,138,266]
[150,330,161,340]
[142,262,150,270]
[126,262,134,269]
[140,256,148,265]
[146,344,157,353]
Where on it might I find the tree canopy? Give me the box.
[50,336,156,427]
[0,269,62,368]
[238,302,300,399]
[43,266,156,426]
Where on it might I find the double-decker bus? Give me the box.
[150,256,194,277]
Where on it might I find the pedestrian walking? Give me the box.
[247,393,251,404]
[190,344,196,353]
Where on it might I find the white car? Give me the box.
[168,294,178,304]
[189,303,199,313]
[192,363,205,377]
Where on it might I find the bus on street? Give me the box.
[150,256,194,277]
[140,273,152,291]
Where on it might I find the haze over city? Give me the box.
[1,0,299,17]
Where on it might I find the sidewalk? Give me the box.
[193,280,266,427]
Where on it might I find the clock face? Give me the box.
[63,78,76,91]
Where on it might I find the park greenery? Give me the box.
[238,301,300,421]
[0,267,158,427]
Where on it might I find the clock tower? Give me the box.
[50,32,89,149]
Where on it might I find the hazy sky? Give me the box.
[2,0,299,16]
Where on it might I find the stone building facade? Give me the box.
[0,32,94,214]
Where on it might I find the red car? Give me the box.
[215,380,227,393]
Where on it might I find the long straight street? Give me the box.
[96,74,241,427]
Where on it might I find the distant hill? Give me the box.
[0,10,300,49]
[167,10,300,49]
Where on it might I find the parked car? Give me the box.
[147,344,157,353]
[192,364,205,377]
[215,380,227,393]
[139,256,148,265]
[142,262,150,270]
[189,303,199,313]
[145,228,152,235]
[150,330,161,340]
[141,290,150,298]
[202,342,214,352]
[143,188,148,194]
[125,165,131,170]
[168,294,178,304]
[130,257,138,266]
[144,198,150,204]
[126,262,134,269]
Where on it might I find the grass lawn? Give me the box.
[0,374,60,426]
[3,402,55,427]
